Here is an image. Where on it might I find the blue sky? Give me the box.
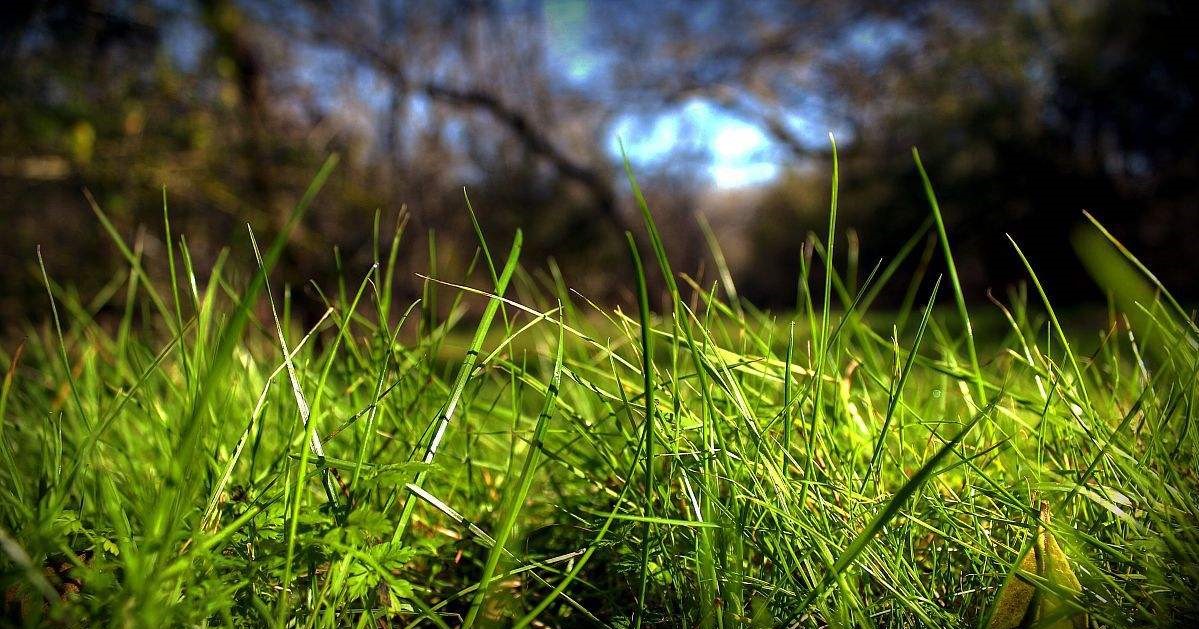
[544,0,833,189]
[608,101,785,189]
[544,0,788,188]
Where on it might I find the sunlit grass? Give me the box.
[2,151,1197,627]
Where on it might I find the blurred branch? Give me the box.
[417,80,619,223]
[308,26,626,234]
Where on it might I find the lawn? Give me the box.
[2,154,1197,627]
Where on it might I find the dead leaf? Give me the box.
[986,501,1087,629]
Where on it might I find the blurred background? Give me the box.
[2,0,1197,323]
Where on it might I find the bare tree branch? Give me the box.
[307,25,627,234]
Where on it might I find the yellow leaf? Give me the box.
[986,501,1088,629]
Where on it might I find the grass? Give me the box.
[2,150,1198,628]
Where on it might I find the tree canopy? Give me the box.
[3,0,1195,320]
